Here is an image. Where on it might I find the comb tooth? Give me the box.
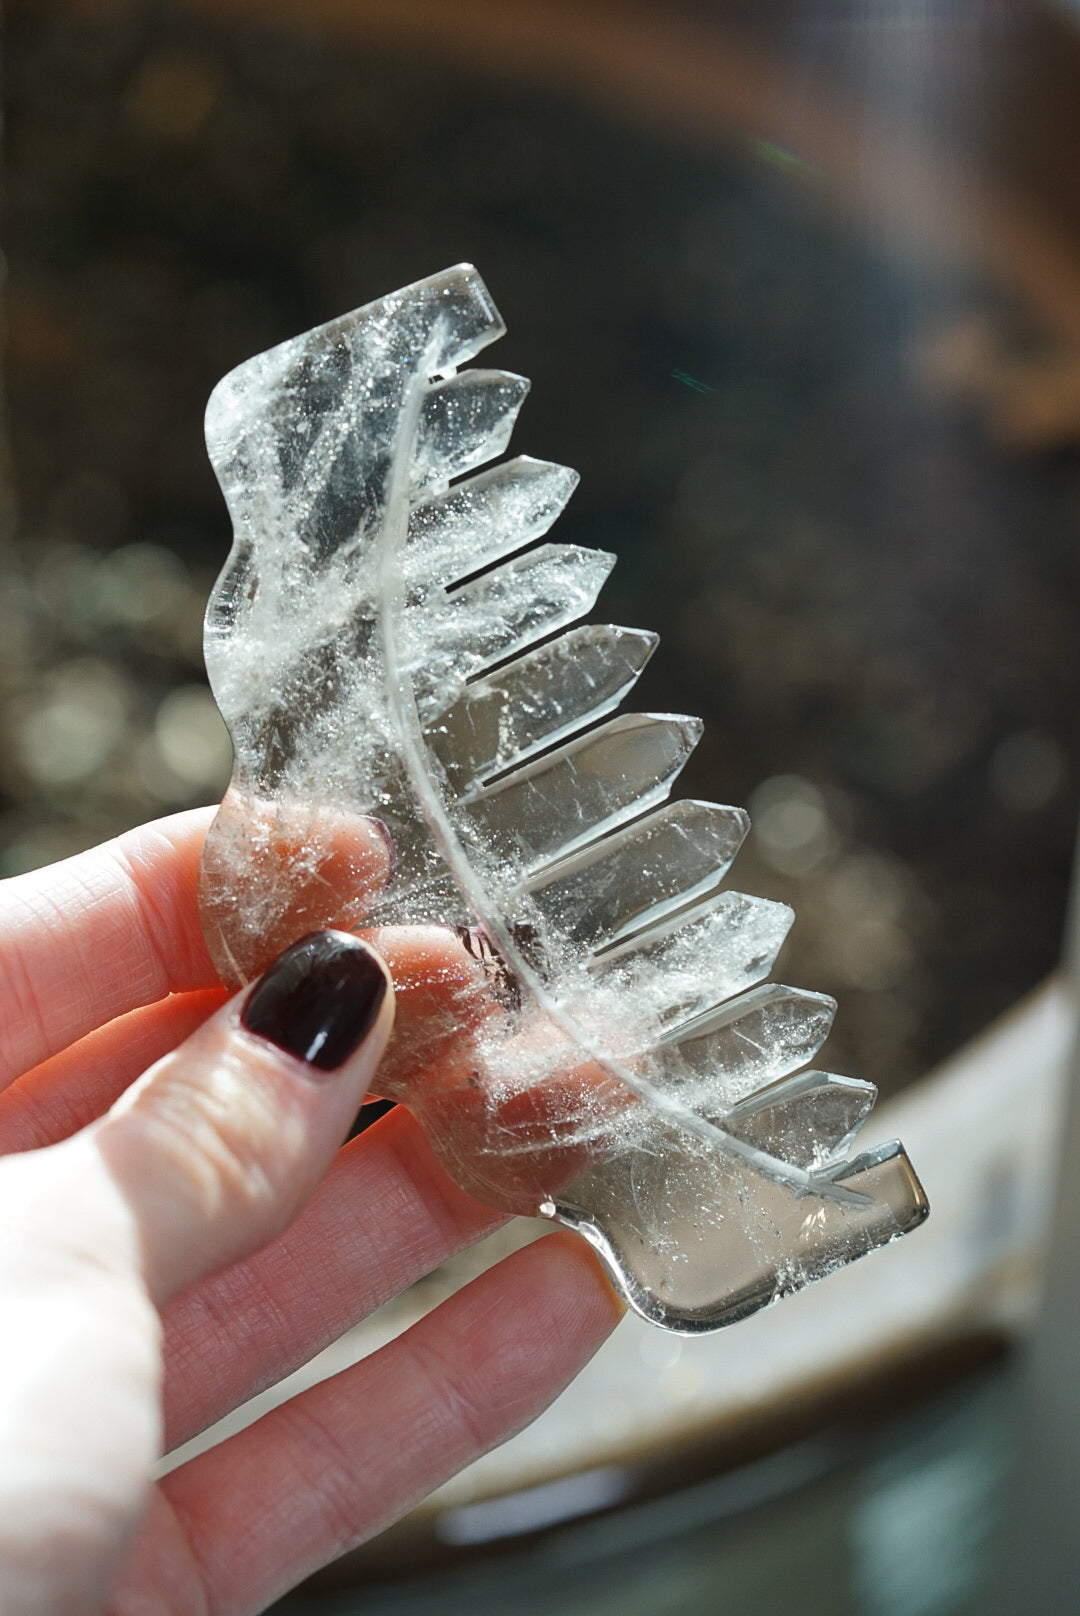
[526,800,750,953]
[724,1070,876,1168]
[595,890,793,1032]
[406,457,579,585]
[423,624,657,791]
[659,983,837,1112]
[412,370,529,492]
[413,544,615,689]
[464,712,702,872]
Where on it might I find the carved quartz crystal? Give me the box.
[197,264,928,1332]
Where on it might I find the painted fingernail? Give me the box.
[368,816,398,883]
[242,931,389,1071]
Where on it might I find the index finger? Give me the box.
[0,809,216,1089]
[0,806,393,1089]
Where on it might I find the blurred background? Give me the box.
[5,0,1080,1611]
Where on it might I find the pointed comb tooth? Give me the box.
[594,889,793,1033]
[412,369,529,492]
[406,457,580,586]
[411,543,616,690]
[660,982,837,1110]
[525,799,750,953]
[724,1070,876,1168]
[463,711,703,873]
[424,624,658,791]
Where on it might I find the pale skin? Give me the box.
[0,808,623,1615]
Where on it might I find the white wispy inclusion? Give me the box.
[198,264,928,1332]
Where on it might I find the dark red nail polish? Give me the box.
[242,931,388,1071]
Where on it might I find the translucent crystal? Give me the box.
[464,712,704,870]
[423,624,657,792]
[724,1070,876,1168]
[405,457,579,586]
[198,264,928,1332]
[411,542,617,694]
[525,799,750,952]
[595,891,794,1033]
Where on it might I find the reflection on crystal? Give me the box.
[597,890,793,1033]
[554,1130,928,1330]
[465,711,703,869]
[414,369,529,491]
[198,264,928,1332]
[667,982,838,1110]
[526,798,750,953]
[725,1069,876,1167]
[426,623,657,791]
[405,457,579,586]
[412,543,616,691]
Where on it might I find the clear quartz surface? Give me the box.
[411,542,617,694]
[724,1070,877,1168]
[594,890,795,1033]
[198,263,928,1332]
[424,623,658,792]
[465,712,705,866]
[405,457,580,586]
[525,798,750,951]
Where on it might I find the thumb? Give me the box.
[89,930,395,1305]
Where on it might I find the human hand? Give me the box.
[0,809,623,1615]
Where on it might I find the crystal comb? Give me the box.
[198,264,928,1332]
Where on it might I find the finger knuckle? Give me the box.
[124,1045,303,1230]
